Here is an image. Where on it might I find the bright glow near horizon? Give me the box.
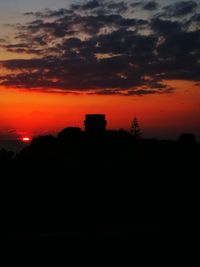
[22,137,31,143]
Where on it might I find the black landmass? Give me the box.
[3,126,199,242]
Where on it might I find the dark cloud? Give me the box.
[83,0,100,9]
[130,2,143,8]
[0,42,44,55]
[24,8,73,18]
[142,1,158,11]
[2,58,55,70]
[162,1,198,17]
[72,0,100,11]
[71,0,128,14]
[151,18,182,35]
[0,0,199,95]
[191,13,200,22]
[185,13,200,28]
[90,88,123,95]
[127,88,173,95]
[106,1,128,13]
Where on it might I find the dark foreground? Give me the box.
[4,131,199,246]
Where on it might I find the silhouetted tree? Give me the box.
[0,149,14,162]
[17,135,57,161]
[178,133,197,145]
[57,127,83,142]
[130,117,142,138]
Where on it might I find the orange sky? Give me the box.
[0,1,199,141]
[1,80,200,140]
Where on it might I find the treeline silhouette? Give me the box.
[4,126,199,239]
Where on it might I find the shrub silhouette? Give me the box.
[178,133,197,145]
[0,149,14,162]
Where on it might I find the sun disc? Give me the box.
[22,137,31,142]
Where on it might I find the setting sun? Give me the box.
[22,137,31,143]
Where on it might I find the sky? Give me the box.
[0,0,200,140]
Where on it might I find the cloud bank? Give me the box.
[0,0,199,95]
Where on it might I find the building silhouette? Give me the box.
[84,114,107,134]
